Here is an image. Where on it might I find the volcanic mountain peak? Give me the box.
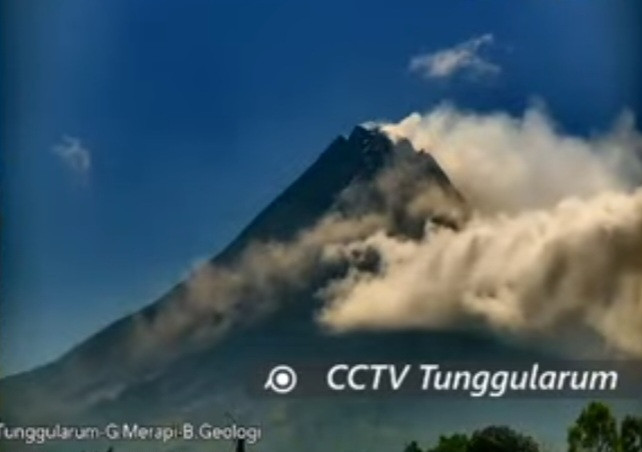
[346,125,396,171]
[0,124,467,426]
[218,125,397,257]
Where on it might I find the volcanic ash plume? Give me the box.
[381,105,642,213]
[319,189,642,357]
[319,106,642,357]
[133,106,642,361]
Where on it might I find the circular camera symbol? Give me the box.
[264,365,298,394]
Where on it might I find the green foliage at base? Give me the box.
[406,402,641,452]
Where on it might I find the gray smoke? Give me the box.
[319,105,642,357]
[130,105,642,360]
[382,105,642,213]
[319,188,642,357]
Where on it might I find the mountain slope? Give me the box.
[4,125,625,452]
[1,125,468,421]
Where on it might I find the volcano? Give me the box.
[0,126,579,452]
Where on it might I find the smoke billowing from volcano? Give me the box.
[381,105,642,213]
[318,105,642,357]
[134,105,642,361]
[319,189,642,357]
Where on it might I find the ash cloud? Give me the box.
[132,105,642,362]
[128,212,392,361]
[320,105,642,357]
[129,149,465,361]
[381,105,642,213]
[319,189,642,357]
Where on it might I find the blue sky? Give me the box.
[2,0,641,375]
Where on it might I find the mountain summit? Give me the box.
[1,125,469,429]
[217,125,459,260]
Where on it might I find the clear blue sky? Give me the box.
[2,0,641,375]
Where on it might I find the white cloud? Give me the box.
[409,34,500,79]
[319,189,642,358]
[52,135,91,177]
[380,106,642,213]
[319,106,642,358]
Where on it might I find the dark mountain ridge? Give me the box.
[1,125,473,426]
[0,125,588,452]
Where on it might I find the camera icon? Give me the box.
[264,365,298,395]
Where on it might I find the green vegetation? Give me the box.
[567,402,642,452]
[425,433,469,452]
[405,402,641,452]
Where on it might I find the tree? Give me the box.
[621,416,642,452]
[404,440,423,452]
[468,425,540,452]
[427,433,469,452]
[568,402,618,452]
